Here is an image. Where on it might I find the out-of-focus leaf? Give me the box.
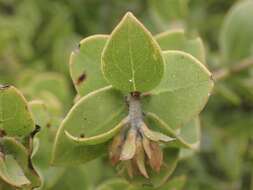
[0,155,30,188]
[0,85,35,136]
[128,175,186,190]
[52,34,80,75]
[95,178,129,190]
[0,137,41,188]
[215,83,241,106]
[23,72,71,105]
[220,0,253,63]
[148,0,188,21]
[155,29,205,63]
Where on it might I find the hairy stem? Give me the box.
[128,92,143,129]
[213,58,253,81]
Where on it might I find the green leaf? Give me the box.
[70,35,109,96]
[142,51,213,130]
[52,86,128,165]
[52,34,80,75]
[128,175,186,190]
[215,83,241,106]
[24,72,71,105]
[220,0,253,63]
[96,178,129,190]
[155,29,205,63]
[0,155,30,188]
[29,100,53,169]
[148,0,188,21]
[145,114,200,150]
[0,85,35,136]
[29,100,51,128]
[179,117,201,159]
[102,12,164,93]
[0,137,41,188]
[160,175,186,190]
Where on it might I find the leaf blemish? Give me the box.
[0,84,10,90]
[46,123,51,128]
[76,73,86,85]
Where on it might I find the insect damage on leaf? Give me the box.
[76,72,87,85]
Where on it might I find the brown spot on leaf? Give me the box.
[0,129,6,137]
[109,134,124,165]
[46,123,51,128]
[0,84,10,90]
[80,133,85,138]
[30,125,41,138]
[76,73,86,85]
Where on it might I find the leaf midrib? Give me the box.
[127,18,136,91]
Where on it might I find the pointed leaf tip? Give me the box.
[102,12,164,92]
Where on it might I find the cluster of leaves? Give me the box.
[0,0,253,190]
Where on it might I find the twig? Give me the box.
[212,58,253,81]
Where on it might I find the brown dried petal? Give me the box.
[149,142,163,172]
[120,129,137,160]
[140,123,175,142]
[109,134,124,165]
[142,135,152,159]
[125,160,134,179]
[134,137,149,178]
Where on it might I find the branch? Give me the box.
[212,58,253,81]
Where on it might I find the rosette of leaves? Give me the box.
[53,12,213,187]
[0,85,41,189]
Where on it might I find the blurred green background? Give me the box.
[0,0,253,189]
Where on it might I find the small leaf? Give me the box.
[29,100,51,128]
[155,29,205,63]
[0,137,41,188]
[52,86,128,165]
[220,0,253,63]
[23,72,71,106]
[0,155,30,188]
[142,51,213,130]
[102,12,164,93]
[0,85,35,136]
[70,35,109,96]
